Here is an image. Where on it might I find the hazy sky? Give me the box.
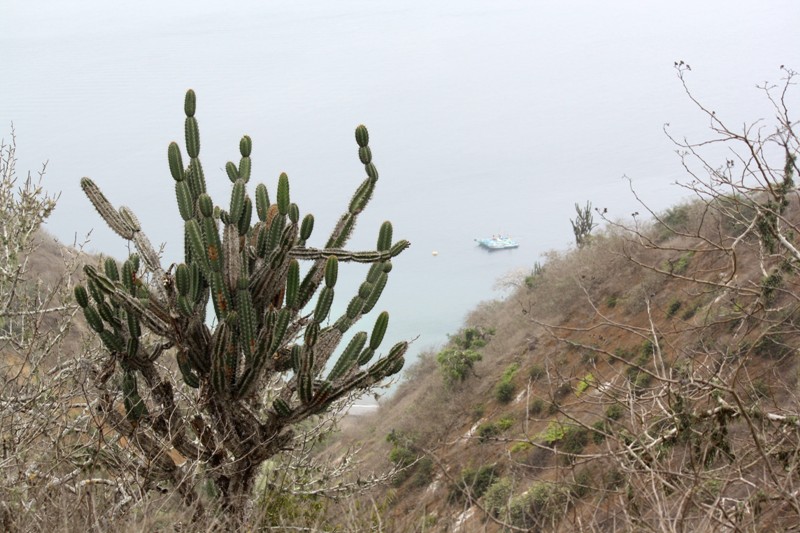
[3,0,798,354]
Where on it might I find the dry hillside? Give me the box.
[325,193,800,532]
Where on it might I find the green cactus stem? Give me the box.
[238,156,251,183]
[355,124,369,147]
[168,142,185,182]
[377,221,393,252]
[299,214,314,242]
[122,370,149,422]
[325,256,338,288]
[255,183,270,222]
[184,89,196,117]
[74,285,89,308]
[238,197,252,236]
[328,331,367,381]
[276,173,290,215]
[239,135,252,157]
[185,116,201,159]
[225,161,239,183]
[175,264,190,296]
[83,305,104,333]
[285,259,300,309]
[369,311,389,350]
[272,398,292,417]
[230,179,246,223]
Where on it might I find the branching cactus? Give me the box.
[76,90,409,517]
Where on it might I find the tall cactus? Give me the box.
[77,90,410,518]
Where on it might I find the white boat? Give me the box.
[475,235,519,250]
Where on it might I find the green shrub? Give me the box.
[554,381,571,399]
[386,431,416,466]
[495,363,519,403]
[591,420,606,444]
[626,349,652,393]
[752,379,770,399]
[477,422,500,443]
[612,346,634,364]
[419,514,437,528]
[508,482,567,529]
[507,491,536,529]
[510,441,533,454]
[529,363,545,381]
[604,468,625,489]
[700,478,723,504]
[666,298,683,317]
[632,372,652,393]
[256,490,326,527]
[454,326,494,350]
[388,445,416,468]
[436,327,495,386]
[449,465,498,502]
[656,203,692,241]
[437,347,482,386]
[540,421,565,445]
[672,252,694,274]
[560,426,590,464]
[754,334,792,360]
[540,422,589,464]
[761,272,783,303]
[410,457,434,488]
[502,362,520,381]
[483,477,513,517]
[681,303,700,320]
[570,469,592,499]
[529,398,545,416]
[495,380,516,403]
[497,416,515,431]
[640,339,654,357]
[386,430,424,486]
[605,294,618,308]
[605,403,624,420]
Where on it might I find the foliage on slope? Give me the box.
[334,191,800,531]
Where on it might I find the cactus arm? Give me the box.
[222,223,242,297]
[81,177,136,239]
[327,331,367,381]
[289,242,409,263]
[122,370,149,422]
[84,265,172,337]
[249,223,297,311]
[210,320,234,396]
[321,125,378,251]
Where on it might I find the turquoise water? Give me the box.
[3,0,797,367]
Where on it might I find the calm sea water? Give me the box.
[3,1,797,371]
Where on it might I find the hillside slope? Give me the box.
[330,194,800,532]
